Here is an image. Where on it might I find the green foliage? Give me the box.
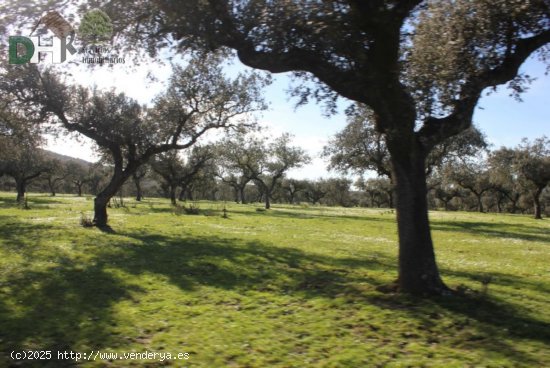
[0,192,549,367]
[323,105,488,177]
[78,9,113,44]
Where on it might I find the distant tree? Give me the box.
[183,159,219,200]
[64,161,87,197]
[303,179,327,205]
[152,145,215,205]
[85,163,109,196]
[175,146,215,202]
[322,178,354,207]
[42,158,69,196]
[132,165,148,201]
[215,133,256,204]
[2,147,51,203]
[447,160,494,213]
[151,152,186,206]
[2,56,266,226]
[514,137,550,219]
[488,148,524,213]
[244,133,310,209]
[281,178,308,204]
[356,177,394,208]
[429,174,462,211]
[0,103,49,202]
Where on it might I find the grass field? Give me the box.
[0,192,548,367]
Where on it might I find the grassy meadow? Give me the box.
[0,192,548,367]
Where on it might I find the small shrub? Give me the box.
[111,197,126,208]
[183,203,201,215]
[18,197,30,210]
[173,204,185,216]
[173,203,200,215]
[80,212,94,227]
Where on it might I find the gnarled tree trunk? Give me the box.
[93,172,128,227]
[390,143,448,295]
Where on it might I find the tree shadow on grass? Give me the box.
[104,232,550,364]
[104,230,391,294]
[107,230,549,364]
[1,213,548,366]
[0,196,67,209]
[368,265,550,366]
[227,207,396,223]
[0,218,140,368]
[431,220,550,243]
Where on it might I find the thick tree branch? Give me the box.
[418,29,550,150]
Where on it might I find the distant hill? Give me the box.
[40,149,94,169]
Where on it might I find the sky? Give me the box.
[44,52,549,181]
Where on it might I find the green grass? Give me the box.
[0,192,548,367]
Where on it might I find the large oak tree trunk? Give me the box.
[391,147,448,295]
[93,195,110,227]
[93,172,129,227]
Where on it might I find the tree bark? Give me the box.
[533,188,543,219]
[239,186,246,204]
[391,147,448,295]
[289,191,295,204]
[170,185,177,206]
[265,191,271,209]
[93,171,129,227]
[93,194,110,227]
[134,177,143,201]
[48,178,56,196]
[16,180,26,203]
[75,182,83,197]
[476,193,484,213]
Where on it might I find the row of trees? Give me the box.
[3,124,548,218]
[322,106,550,218]
[1,55,268,226]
